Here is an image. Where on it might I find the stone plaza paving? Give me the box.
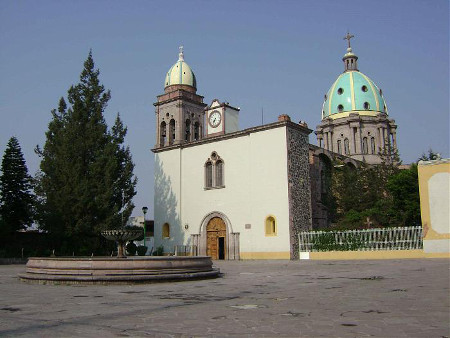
[0,259,449,337]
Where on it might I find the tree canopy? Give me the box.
[35,51,137,255]
[0,136,34,235]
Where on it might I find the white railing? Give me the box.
[299,226,423,252]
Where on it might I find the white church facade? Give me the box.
[152,36,398,260]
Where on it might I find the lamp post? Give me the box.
[142,206,148,253]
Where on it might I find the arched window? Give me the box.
[162,223,170,238]
[344,138,350,155]
[337,140,342,154]
[265,216,277,236]
[204,152,225,189]
[205,161,213,188]
[185,119,191,142]
[194,122,200,141]
[215,160,224,187]
[160,121,167,146]
[169,119,176,145]
[362,137,368,154]
[371,137,376,154]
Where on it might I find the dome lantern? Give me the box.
[342,32,358,72]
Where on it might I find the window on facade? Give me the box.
[162,223,170,238]
[160,121,167,146]
[337,140,342,154]
[194,122,200,141]
[204,152,225,189]
[205,162,213,188]
[185,119,191,141]
[362,137,368,154]
[371,137,376,154]
[215,160,224,186]
[344,138,350,155]
[169,119,175,145]
[265,216,277,236]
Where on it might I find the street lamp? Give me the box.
[142,206,148,252]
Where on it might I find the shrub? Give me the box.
[136,245,147,256]
[152,245,164,256]
[126,241,137,256]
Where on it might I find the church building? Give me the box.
[152,35,398,260]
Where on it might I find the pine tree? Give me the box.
[0,137,34,237]
[35,51,137,255]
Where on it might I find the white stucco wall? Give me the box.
[154,126,291,256]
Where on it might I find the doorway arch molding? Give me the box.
[195,211,239,260]
[199,211,233,234]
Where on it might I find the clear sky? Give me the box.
[1,0,448,219]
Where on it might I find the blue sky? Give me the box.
[1,0,448,218]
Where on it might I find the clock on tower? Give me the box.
[206,99,240,137]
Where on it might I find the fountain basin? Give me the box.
[19,256,220,284]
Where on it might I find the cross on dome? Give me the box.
[343,32,355,50]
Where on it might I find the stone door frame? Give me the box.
[193,211,240,260]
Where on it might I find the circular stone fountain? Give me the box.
[19,230,219,284]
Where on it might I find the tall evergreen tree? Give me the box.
[35,51,137,255]
[0,137,34,237]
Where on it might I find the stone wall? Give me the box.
[286,124,312,259]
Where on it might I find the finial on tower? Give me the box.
[178,45,184,61]
[343,31,355,51]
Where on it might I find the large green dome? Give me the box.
[164,47,197,89]
[322,70,387,119]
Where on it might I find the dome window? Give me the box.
[379,89,383,95]
[364,102,370,110]
[361,85,368,92]
[324,94,327,101]
[337,88,344,95]
[337,104,344,112]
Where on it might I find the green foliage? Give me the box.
[126,241,137,256]
[137,245,148,256]
[152,245,164,256]
[34,51,137,255]
[312,231,363,251]
[386,164,421,226]
[419,149,440,161]
[0,137,34,246]
[328,143,421,229]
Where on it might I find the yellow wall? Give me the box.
[418,160,450,241]
[240,252,291,260]
[305,250,449,260]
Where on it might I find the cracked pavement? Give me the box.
[0,259,449,337]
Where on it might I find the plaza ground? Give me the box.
[0,259,449,337]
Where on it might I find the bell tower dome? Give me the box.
[154,47,207,148]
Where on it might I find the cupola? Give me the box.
[164,46,197,90]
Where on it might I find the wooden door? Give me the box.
[206,217,226,260]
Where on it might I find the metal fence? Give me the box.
[299,226,423,252]
[173,245,198,256]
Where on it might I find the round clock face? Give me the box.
[209,110,221,128]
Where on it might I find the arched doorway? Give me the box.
[206,217,227,260]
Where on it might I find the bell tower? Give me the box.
[154,47,207,148]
